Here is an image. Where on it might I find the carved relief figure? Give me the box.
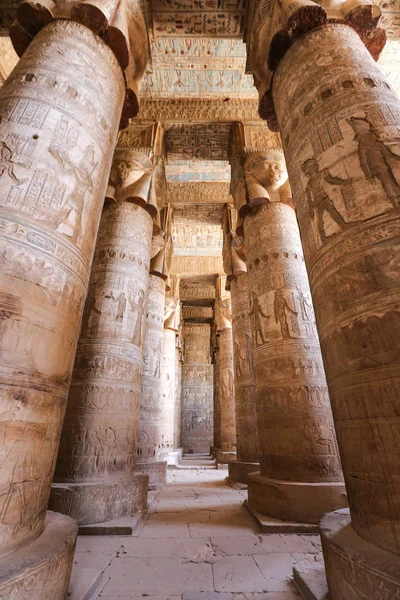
[249,291,269,345]
[234,338,245,377]
[0,141,27,185]
[245,332,253,374]
[110,291,127,322]
[274,289,298,339]
[347,116,400,207]
[302,157,351,240]
[81,285,101,335]
[296,287,313,321]
[129,289,146,346]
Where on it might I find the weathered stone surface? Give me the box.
[244,199,345,521]
[228,271,259,482]
[159,328,178,454]
[53,199,152,522]
[0,17,124,596]
[321,509,400,599]
[272,22,400,596]
[138,273,166,488]
[136,462,167,490]
[0,511,77,599]
[182,323,214,454]
[215,277,236,462]
[50,474,148,525]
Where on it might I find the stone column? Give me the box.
[211,323,221,457]
[0,2,146,593]
[223,206,259,484]
[265,20,400,598]
[174,344,183,454]
[239,141,345,524]
[159,275,183,465]
[181,323,213,454]
[215,276,237,464]
[136,273,167,488]
[51,130,162,523]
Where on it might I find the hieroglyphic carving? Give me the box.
[0,20,125,559]
[173,203,223,256]
[152,0,246,36]
[182,306,213,320]
[138,99,261,122]
[54,201,153,496]
[170,255,223,276]
[180,276,217,300]
[160,327,177,450]
[168,182,231,204]
[244,201,342,485]
[138,274,166,462]
[166,160,231,182]
[165,123,231,160]
[9,0,148,124]
[181,323,213,453]
[273,24,400,556]
[141,39,256,99]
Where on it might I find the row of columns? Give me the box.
[0,2,149,595]
[224,1,400,591]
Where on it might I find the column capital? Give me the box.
[222,205,247,283]
[10,0,149,125]
[245,0,387,130]
[230,122,290,216]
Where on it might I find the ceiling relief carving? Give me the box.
[166,160,231,182]
[141,38,257,98]
[168,182,231,203]
[171,255,224,275]
[180,276,217,301]
[138,99,261,121]
[173,204,223,256]
[165,123,231,160]
[151,0,246,37]
[377,0,400,37]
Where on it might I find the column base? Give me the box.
[159,448,183,466]
[248,472,347,524]
[49,474,148,525]
[321,508,400,599]
[215,450,237,464]
[0,511,77,599]
[136,461,167,489]
[228,460,260,485]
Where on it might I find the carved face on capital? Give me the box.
[245,154,288,194]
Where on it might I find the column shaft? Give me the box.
[217,325,237,463]
[0,19,124,596]
[160,328,177,451]
[244,202,345,523]
[182,324,213,454]
[174,346,183,451]
[228,273,259,483]
[272,24,400,595]
[136,273,167,488]
[212,342,221,455]
[51,201,152,523]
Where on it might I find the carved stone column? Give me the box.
[51,127,162,525]
[0,2,146,594]
[211,323,221,457]
[223,207,259,484]
[230,125,345,526]
[181,323,213,454]
[136,273,167,488]
[215,276,236,464]
[264,20,400,598]
[159,275,183,465]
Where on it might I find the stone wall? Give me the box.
[181,323,213,454]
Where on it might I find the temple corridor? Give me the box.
[70,457,321,599]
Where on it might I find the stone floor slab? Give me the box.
[210,535,321,557]
[213,555,268,592]
[100,557,214,595]
[118,537,213,558]
[252,555,295,592]
[244,502,319,535]
[292,567,329,600]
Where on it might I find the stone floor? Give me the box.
[69,456,324,600]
